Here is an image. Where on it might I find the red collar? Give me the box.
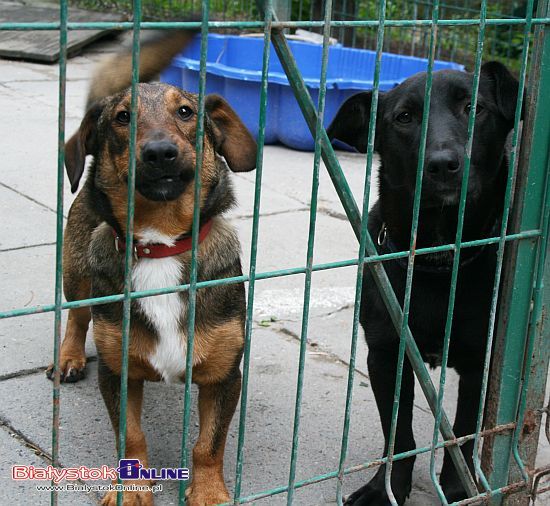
[113,219,213,259]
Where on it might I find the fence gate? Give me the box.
[0,0,549,505]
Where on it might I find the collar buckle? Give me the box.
[377,223,387,246]
[114,235,138,261]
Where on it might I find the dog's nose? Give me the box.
[425,150,461,180]
[141,140,179,167]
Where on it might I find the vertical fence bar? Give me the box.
[335,0,386,503]
[178,1,209,503]
[472,0,534,493]
[266,16,476,496]
[411,0,418,56]
[509,166,550,502]
[233,1,272,501]
[286,1,333,503]
[428,0,487,500]
[116,1,141,505]
[510,156,550,480]
[51,0,68,504]
[384,1,442,503]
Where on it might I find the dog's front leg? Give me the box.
[98,357,153,506]
[439,366,482,502]
[46,305,90,382]
[186,367,241,506]
[345,347,416,506]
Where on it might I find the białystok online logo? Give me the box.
[12,459,189,483]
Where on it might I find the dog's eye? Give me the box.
[115,111,130,125]
[464,103,484,115]
[395,111,412,124]
[178,106,194,120]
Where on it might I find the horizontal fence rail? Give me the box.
[0,0,549,505]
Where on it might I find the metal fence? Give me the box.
[67,0,532,71]
[0,0,549,505]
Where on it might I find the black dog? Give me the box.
[328,61,520,505]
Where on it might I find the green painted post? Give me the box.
[116,1,141,505]
[178,1,209,503]
[233,2,273,501]
[51,0,67,503]
[484,1,550,503]
[286,1,333,502]
[336,0,387,502]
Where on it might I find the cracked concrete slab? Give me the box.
[236,145,380,218]
[0,243,96,377]
[0,426,98,505]
[0,326,441,505]
[0,185,58,250]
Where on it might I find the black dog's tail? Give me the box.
[86,30,196,108]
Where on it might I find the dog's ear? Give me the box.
[205,94,257,172]
[65,102,104,193]
[327,91,379,152]
[481,61,521,123]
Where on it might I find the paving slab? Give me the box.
[0,85,80,216]
[228,173,308,219]
[0,304,97,379]
[0,427,99,505]
[232,210,360,321]
[270,306,461,445]
[0,58,57,82]
[2,74,90,118]
[233,210,358,283]
[0,326,442,505]
[0,186,58,250]
[0,244,97,377]
[237,145,380,218]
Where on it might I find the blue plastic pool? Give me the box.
[161,34,464,151]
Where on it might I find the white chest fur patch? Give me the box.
[132,257,187,383]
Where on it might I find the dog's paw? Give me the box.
[46,355,86,383]
[344,482,393,506]
[344,467,411,506]
[185,481,230,506]
[440,474,469,503]
[101,488,154,506]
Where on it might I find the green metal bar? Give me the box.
[509,8,549,479]
[50,0,67,504]
[429,0,487,500]
[472,0,535,492]
[336,0,386,502]
[411,0,517,18]
[217,423,520,505]
[486,0,550,499]
[510,160,550,481]
[0,231,540,321]
[233,1,272,501]
[508,177,550,502]
[389,0,461,501]
[286,1,332,502]
[264,10,477,498]
[2,17,550,31]
[411,0,419,55]
[178,1,209,503]
[116,1,141,505]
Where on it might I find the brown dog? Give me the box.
[46,33,256,506]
